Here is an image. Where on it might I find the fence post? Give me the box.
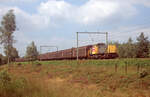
[137,64,140,73]
[125,61,128,74]
[115,64,117,73]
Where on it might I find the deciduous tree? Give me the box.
[117,38,136,58]
[4,46,19,61]
[125,38,136,58]
[25,41,38,61]
[0,9,16,63]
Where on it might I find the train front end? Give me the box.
[89,43,118,59]
[106,45,118,58]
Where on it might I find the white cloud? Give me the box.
[0,0,37,3]
[38,0,73,19]
[126,0,150,7]
[0,5,50,32]
[38,0,119,24]
[37,0,138,25]
[0,0,149,27]
[0,0,139,29]
[76,0,119,24]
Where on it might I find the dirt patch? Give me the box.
[45,77,65,83]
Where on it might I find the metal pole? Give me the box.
[56,47,58,52]
[56,46,58,58]
[77,32,107,34]
[106,32,108,45]
[77,32,79,61]
[40,46,41,61]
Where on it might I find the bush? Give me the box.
[0,70,28,97]
[0,70,12,96]
[0,70,11,85]
[17,63,22,66]
[33,61,42,66]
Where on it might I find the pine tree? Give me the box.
[136,32,149,58]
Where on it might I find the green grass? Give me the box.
[13,58,150,77]
[1,58,150,97]
[40,58,150,66]
[13,58,150,67]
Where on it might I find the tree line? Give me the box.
[0,10,149,65]
[114,32,150,58]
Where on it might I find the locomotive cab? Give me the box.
[107,45,117,53]
[106,44,118,58]
[90,43,106,55]
[89,43,118,59]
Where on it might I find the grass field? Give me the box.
[0,58,150,97]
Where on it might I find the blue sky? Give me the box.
[0,0,150,56]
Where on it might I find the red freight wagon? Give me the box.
[61,49,72,59]
[72,45,92,59]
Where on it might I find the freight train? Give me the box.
[39,43,118,61]
[15,43,118,62]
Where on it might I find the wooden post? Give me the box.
[137,64,140,73]
[7,48,10,65]
[8,56,10,64]
[125,61,128,74]
[115,64,117,73]
[125,64,127,74]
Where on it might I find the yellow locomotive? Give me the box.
[89,43,118,59]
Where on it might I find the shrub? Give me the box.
[0,70,28,97]
[0,70,11,85]
[17,63,22,66]
[33,61,42,66]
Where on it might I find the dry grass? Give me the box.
[0,59,150,97]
